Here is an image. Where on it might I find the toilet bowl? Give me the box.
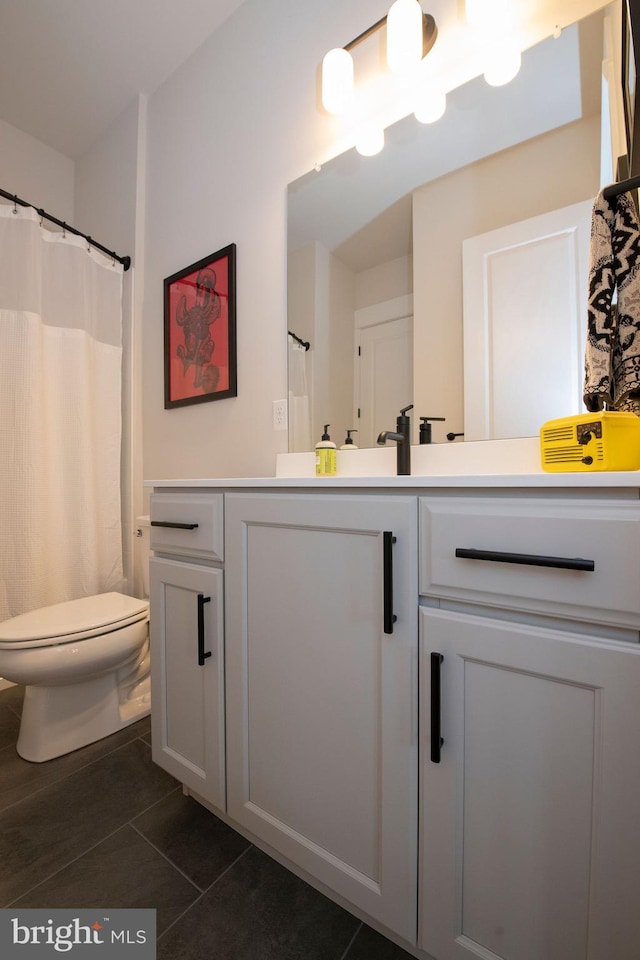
[0,592,151,762]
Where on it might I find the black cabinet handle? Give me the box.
[383,532,397,634]
[197,594,212,665]
[151,520,199,530]
[455,548,595,572]
[431,652,444,763]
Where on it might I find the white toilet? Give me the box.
[0,519,152,763]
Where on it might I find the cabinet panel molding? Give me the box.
[419,496,640,629]
[150,493,224,560]
[150,556,226,810]
[420,606,640,960]
[225,493,418,943]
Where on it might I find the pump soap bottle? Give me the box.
[340,429,358,450]
[315,424,337,476]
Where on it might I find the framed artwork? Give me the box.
[622,0,640,175]
[164,243,237,408]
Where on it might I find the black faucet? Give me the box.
[419,416,446,444]
[377,404,413,475]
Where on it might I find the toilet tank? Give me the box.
[135,516,151,599]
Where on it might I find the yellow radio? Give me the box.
[540,412,640,472]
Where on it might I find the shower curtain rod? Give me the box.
[602,174,640,201]
[0,187,131,271]
[288,330,310,350]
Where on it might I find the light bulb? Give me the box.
[355,123,385,157]
[387,0,424,75]
[483,43,521,86]
[465,0,481,25]
[322,48,354,115]
[414,87,446,123]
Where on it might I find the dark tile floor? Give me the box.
[0,685,414,959]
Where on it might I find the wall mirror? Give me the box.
[287,4,619,451]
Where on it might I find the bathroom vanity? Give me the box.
[147,448,640,960]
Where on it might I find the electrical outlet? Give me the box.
[273,399,288,431]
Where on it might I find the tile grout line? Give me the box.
[4,820,138,909]
[0,732,156,816]
[128,821,204,894]
[339,921,363,960]
[3,781,182,909]
[156,844,253,944]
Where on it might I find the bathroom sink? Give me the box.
[276,437,542,479]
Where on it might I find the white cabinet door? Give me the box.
[420,606,640,960]
[149,556,225,811]
[225,494,418,943]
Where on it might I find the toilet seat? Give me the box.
[0,592,149,650]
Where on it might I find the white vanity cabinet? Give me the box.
[418,495,640,960]
[149,493,226,811]
[224,493,418,943]
[146,477,640,960]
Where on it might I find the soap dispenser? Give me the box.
[340,429,358,450]
[315,424,337,476]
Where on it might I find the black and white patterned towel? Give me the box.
[584,189,640,412]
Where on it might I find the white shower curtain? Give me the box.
[0,206,124,621]
[287,335,311,453]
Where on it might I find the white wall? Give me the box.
[355,255,412,311]
[0,117,74,221]
[142,0,396,480]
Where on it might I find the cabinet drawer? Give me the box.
[419,497,640,629]
[150,493,223,561]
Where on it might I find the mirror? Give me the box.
[287,6,616,450]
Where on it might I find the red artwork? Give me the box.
[164,244,237,407]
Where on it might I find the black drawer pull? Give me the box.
[455,548,595,572]
[383,531,397,634]
[197,594,212,665]
[431,653,444,763]
[151,520,199,530]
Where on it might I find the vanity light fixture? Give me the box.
[465,0,522,86]
[355,121,385,156]
[321,3,438,117]
[414,85,446,124]
[387,0,425,75]
[483,42,521,86]
[322,48,355,116]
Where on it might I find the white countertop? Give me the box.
[146,439,640,490]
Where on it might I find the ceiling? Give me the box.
[0,0,246,159]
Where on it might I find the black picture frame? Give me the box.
[622,0,640,175]
[163,244,237,409]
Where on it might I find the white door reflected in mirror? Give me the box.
[462,199,592,441]
[354,296,413,447]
